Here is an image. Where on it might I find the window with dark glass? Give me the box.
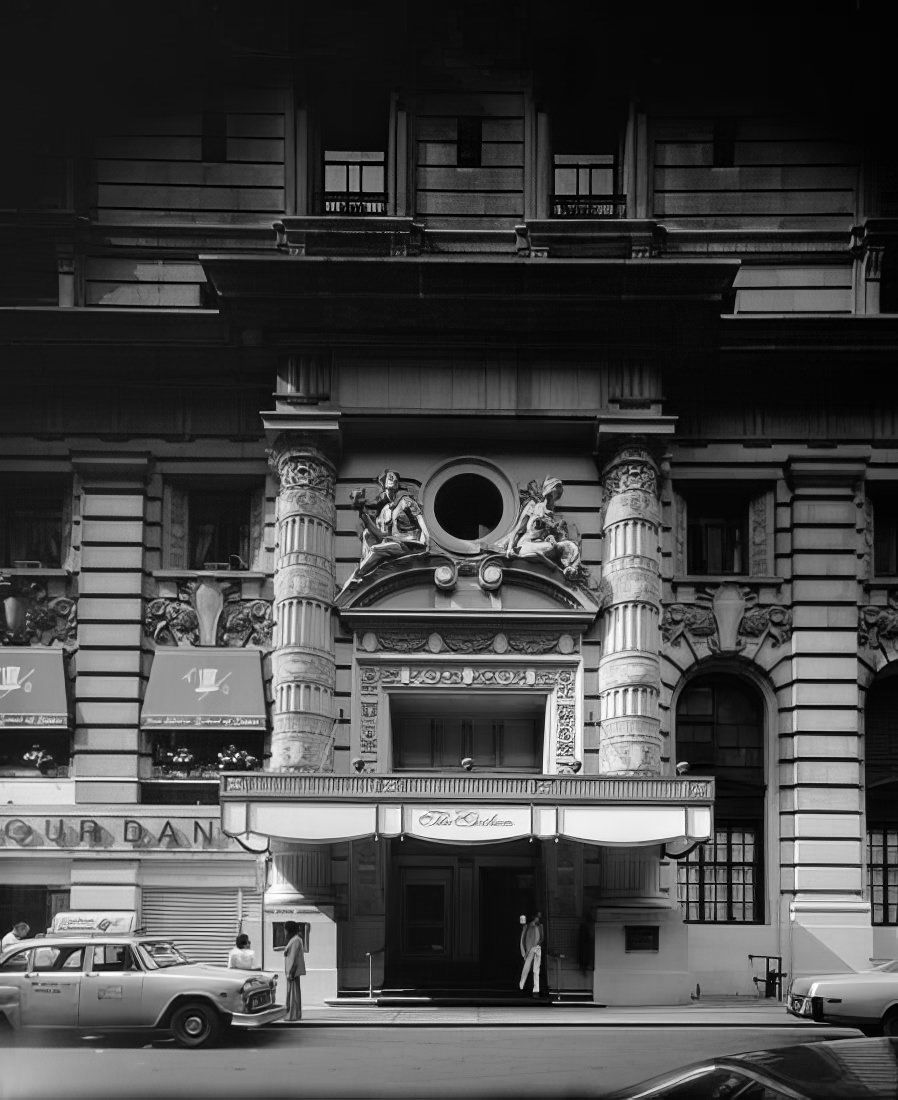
[323,150,386,214]
[189,489,251,570]
[316,82,387,215]
[865,674,898,924]
[871,487,898,575]
[675,676,765,923]
[456,117,482,168]
[391,696,545,771]
[0,732,71,778]
[684,487,750,575]
[549,87,626,219]
[0,481,66,568]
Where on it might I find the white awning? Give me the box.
[222,798,713,849]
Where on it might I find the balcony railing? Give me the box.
[220,773,715,804]
[321,192,388,216]
[551,194,626,219]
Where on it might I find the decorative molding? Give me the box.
[145,579,272,648]
[356,661,579,767]
[221,773,715,803]
[660,582,793,654]
[358,629,579,656]
[270,451,336,497]
[859,592,898,649]
[601,447,660,503]
[0,574,76,647]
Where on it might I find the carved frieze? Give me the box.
[145,579,272,648]
[660,582,792,654]
[358,629,579,656]
[357,663,578,766]
[269,448,336,498]
[601,447,660,502]
[0,575,76,647]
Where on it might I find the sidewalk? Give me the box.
[283,996,820,1028]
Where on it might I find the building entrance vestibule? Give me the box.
[385,838,545,992]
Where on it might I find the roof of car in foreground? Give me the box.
[3,933,175,949]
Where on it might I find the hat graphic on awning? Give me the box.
[0,665,34,699]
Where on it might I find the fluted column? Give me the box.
[598,444,663,776]
[268,438,337,771]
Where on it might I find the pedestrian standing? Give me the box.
[1,921,31,952]
[519,912,544,997]
[228,932,257,970]
[283,920,305,1021]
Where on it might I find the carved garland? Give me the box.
[145,581,273,648]
[357,663,579,768]
[358,629,579,656]
[0,576,77,647]
[660,582,793,654]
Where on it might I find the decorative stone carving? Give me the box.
[601,449,660,503]
[341,469,430,592]
[660,582,792,653]
[499,477,581,579]
[145,580,273,648]
[0,575,76,647]
[749,492,770,576]
[358,629,578,655]
[859,593,898,648]
[357,662,578,765]
[273,453,336,496]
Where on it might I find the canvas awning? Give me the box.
[0,646,68,729]
[220,774,715,851]
[141,649,266,730]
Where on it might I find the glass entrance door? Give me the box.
[398,867,452,987]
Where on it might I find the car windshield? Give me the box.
[135,941,192,969]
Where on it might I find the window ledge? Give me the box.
[672,575,782,587]
[152,570,268,581]
[0,567,68,577]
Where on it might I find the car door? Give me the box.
[21,943,85,1026]
[79,943,146,1027]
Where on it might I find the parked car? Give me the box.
[0,932,284,1047]
[787,959,898,1035]
[602,1036,898,1099]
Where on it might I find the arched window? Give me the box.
[865,673,898,925]
[674,674,765,923]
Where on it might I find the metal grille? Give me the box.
[141,888,259,966]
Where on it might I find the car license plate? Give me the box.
[248,991,272,1011]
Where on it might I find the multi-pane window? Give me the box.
[323,150,386,214]
[864,674,898,924]
[552,154,623,218]
[0,482,66,568]
[868,827,898,925]
[678,825,760,922]
[393,716,542,771]
[675,675,765,923]
[684,488,750,575]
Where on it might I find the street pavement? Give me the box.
[288,995,814,1028]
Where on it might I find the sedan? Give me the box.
[788,959,898,1035]
[602,1036,898,1099]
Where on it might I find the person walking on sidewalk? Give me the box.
[519,912,544,997]
[283,920,306,1021]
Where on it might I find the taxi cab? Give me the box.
[0,931,284,1047]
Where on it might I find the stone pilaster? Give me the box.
[268,437,337,771]
[597,444,663,776]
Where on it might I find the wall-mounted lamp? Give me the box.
[676,761,691,775]
[351,757,366,774]
[461,757,474,771]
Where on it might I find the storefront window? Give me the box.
[865,672,898,924]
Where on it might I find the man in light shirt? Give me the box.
[519,912,544,997]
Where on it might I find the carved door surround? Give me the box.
[354,655,582,776]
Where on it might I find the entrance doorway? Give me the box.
[385,840,543,992]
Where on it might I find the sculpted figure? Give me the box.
[343,469,430,589]
[500,477,581,578]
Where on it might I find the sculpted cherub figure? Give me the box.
[342,469,430,590]
[500,477,581,578]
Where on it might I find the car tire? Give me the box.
[881,1010,898,1038]
[170,1001,223,1049]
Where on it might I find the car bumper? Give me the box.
[229,1005,287,1028]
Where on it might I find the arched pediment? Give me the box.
[337,554,601,630]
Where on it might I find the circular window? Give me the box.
[434,473,504,541]
[422,459,516,555]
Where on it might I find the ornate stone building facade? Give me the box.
[1,2,896,1003]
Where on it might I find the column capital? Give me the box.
[600,442,662,502]
[267,431,340,491]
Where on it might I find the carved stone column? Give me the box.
[268,437,337,771]
[597,444,663,776]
